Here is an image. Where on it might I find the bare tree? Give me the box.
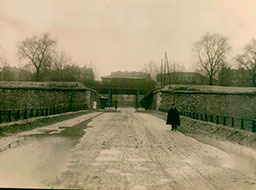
[0,46,7,67]
[193,33,230,85]
[50,51,72,81]
[52,51,71,68]
[51,51,71,73]
[0,51,3,66]
[236,38,256,87]
[17,33,56,81]
[143,61,159,81]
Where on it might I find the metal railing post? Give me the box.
[8,110,11,122]
[223,116,226,126]
[210,115,213,122]
[252,120,256,133]
[241,119,245,130]
[231,118,234,128]
[16,110,20,120]
[23,109,27,119]
[30,109,33,118]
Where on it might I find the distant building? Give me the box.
[157,72,210,85]
[107,71,150,79]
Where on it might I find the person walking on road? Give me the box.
[166,104,180,131]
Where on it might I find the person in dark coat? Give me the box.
[166,104,180,131]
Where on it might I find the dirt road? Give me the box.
[1,108,256,189]
[52,109,255,190]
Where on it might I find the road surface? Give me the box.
[0,108,255,190]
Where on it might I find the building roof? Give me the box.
[102,71,150,80]
[102,76,148,80]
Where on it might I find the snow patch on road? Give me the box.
[100,149,120,155]
[95,148,121,162]
[132,185,147,190]
[105,169,120,174]
[0,112,102,153]
[127,157,147,162]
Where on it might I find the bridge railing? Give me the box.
[0,104,88,124]
[180,109,256,133]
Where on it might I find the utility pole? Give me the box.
[161,59,163,88]
[165,52,171,86]
[163,57,166,86]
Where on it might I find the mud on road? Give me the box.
[0,108,256,190]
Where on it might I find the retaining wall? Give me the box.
[0,82,100,111]
[152,85,256,120]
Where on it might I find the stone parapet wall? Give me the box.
[153,86,256,120]
[0,82,99,111]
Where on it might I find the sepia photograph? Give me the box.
[0,0,256,189]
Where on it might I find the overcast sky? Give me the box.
[1,0,256,77]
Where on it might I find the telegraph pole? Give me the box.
[161,59,163,88]
[165,52,171,86]
[163,57,166,86]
